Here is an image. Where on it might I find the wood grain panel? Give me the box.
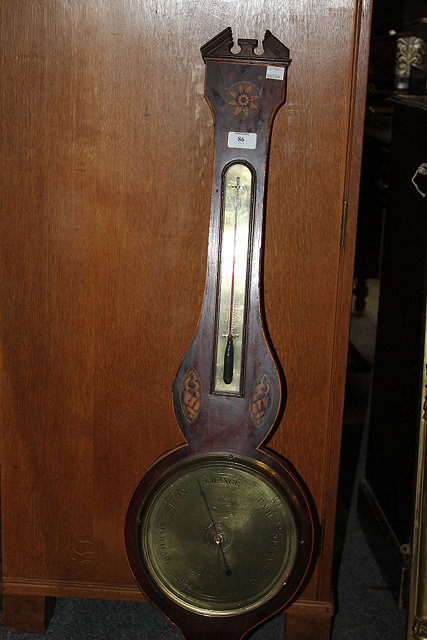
[0,0,370,632]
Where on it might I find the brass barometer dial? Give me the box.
[137,453,299,616]
[126,28,319,640]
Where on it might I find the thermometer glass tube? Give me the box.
[214,163,253,394]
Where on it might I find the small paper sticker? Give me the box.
[266,66,285,81]
[227,132,257,150]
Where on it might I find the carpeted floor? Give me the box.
[332,279,407,640]
[0,599,284,639]
[0,281,408,639]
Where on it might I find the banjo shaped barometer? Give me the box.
[125,28,318,640]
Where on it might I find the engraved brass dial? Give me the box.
[136,453,299,616]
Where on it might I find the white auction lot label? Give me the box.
[266,66,285,80]
[227,132,257,149]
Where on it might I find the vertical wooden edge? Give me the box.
[285,600,334,640]
[2,594,56,633]
[315,0,374,601]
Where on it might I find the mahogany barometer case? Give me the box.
[125,29,318,640]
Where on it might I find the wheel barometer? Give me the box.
[125,28,319,639]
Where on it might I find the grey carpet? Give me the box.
[0,600,284,639]
[331,420,407,640]
[332,279,406,639]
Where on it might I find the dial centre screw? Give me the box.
[214,533,223,545]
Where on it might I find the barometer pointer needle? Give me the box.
[197,479,232,576]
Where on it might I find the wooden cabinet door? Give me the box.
[0,1,371,637]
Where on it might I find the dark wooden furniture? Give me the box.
[0,2,372,638]
[360,95,427,602]
[352,0,427,314]
[353,119,391,312]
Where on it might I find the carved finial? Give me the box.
[200,27,234,60]
[201,28,291,65]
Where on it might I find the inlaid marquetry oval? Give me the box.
[180,368,202,423]
[227,81,262,120]
[250,373,272,427]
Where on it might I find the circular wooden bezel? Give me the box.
[125,445,318,640]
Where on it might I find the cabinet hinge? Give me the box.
[340,198,349,248]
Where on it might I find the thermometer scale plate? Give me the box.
[214,163,253,394]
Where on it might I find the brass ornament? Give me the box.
[413,617,427,638]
